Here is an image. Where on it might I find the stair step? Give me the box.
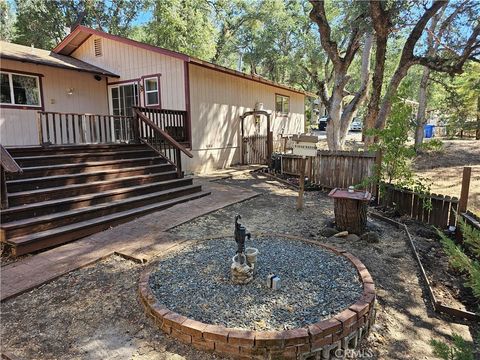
[6,164,176,192]
[13,149,157,166]
[8,172,180,205]
[6,190,210,256]
[1,184,204,239]
[9,156,166,179]
[1,177,193,221]
[6,144,147,157]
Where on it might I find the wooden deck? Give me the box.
[1,107,204,256]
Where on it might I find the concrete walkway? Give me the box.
[1,175,259,301]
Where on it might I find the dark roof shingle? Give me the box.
[0,41,119,77]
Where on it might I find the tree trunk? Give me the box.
[333,198,368,234]
[326,79,344,151]
[414,66,431,151]
[476,95,480,140]
[364,1,389,146]
[363,34,387,146]
[339,32,373,146]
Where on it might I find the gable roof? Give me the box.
[0,41,119,77]
[54,26,314,97]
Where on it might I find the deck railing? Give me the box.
[37,112,136,145]
[37,109,191,176]
[134,107,189,143]
[134,108,193,177]
[1,144,22,209]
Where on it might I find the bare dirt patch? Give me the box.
[1,255,222,360]
[414,139,480,214]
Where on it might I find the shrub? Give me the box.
[430,334,474,360]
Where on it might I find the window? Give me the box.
[275,94,289,114]
[144,77,159,106]
[0,71,41,107]
[94,38,102,57]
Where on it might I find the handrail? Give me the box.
[1,145,22,174]
[134,108,193,158]
[1,144,22,209]
[38,111,132,118]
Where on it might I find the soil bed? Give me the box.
[404,217,479,315]
[149,236,362,330]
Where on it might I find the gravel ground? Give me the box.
[149,237,362,330]
[1,171,477,359]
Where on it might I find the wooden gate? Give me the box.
[243,135,269,165]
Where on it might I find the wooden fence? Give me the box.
[243,135,269,165]
[279,151,378,193]
[462,210,480,231]
[380,184,459,229]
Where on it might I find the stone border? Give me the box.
[138,235,376,359]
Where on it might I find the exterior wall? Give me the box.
[184,63,305,174]
[0,59,108,146]
[71,36,186,111]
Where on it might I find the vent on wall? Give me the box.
[94,38,102,57]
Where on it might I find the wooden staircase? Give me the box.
[0,143,209,256]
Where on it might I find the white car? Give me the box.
[350,119,363,131]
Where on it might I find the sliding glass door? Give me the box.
[108,83,139,142]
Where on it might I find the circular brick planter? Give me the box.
[138,235,376,359]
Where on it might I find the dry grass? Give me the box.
[413,139,480,215]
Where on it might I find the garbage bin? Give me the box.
[424,124,435,138]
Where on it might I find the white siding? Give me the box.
[185,64,305,174]
[0,59,108,146]
[71,36,186,111]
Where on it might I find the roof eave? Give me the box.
[0,55,120,78]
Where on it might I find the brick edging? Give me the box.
[138,236,376,359]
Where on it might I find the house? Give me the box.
[0,26,308,256]
[1,25,308,173]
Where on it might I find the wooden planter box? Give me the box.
[328,188,372,235]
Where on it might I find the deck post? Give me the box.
[0,167,8,209]
[36,112,44,145]
[132,112,140,143]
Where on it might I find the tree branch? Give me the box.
[309,1,340,66]
[413,22,480,74]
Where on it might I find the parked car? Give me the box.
[350,119,363,131]
[318,116,328,131]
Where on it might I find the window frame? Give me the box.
[142,74,161,108]
[275,93,290,115]
[0,69,44,110]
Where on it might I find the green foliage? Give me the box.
[363,83,432,207]
[420,138,444,153]
[430,334,474,360]
[438,218,480,299]
[144,0,216,60]
[430,62,480,135]
[12,0,146,49]
[0,0,15,41]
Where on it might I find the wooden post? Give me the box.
[374,150,383,205]
[266,114,273,161]
[0,167,7,210]
[240,116,245,165]
[458,166,472,214]
[308,156,313,182]
[297,157,306,210]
